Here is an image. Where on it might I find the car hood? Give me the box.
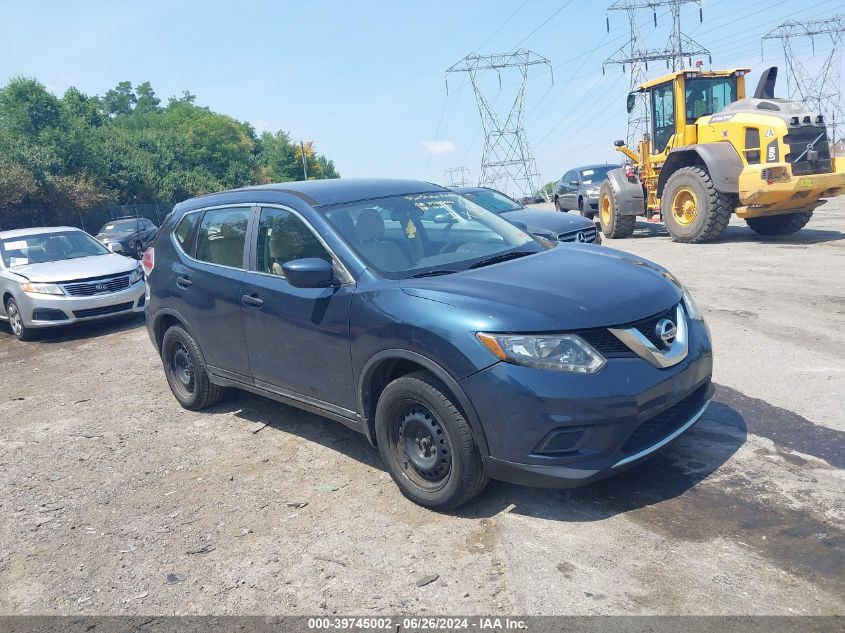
[500,209,593,236]
[8,254,138,283]
[96,231,134,241]
[399,245,680,330]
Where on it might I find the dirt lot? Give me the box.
[1,201,843,616]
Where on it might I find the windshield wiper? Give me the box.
[408,269,458,278]
[469,251,534,269]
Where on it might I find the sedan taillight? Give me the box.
[141,247,155,275]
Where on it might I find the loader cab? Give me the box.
[637,69,748,158]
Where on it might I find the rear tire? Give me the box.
[662,166,733,243]
[5,298,34,341]
[375,371,488,510]
[598,180,635,238]
[745,211,812,236]
[161,325,225,410]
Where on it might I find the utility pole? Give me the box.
[446,50,552,200]
[604,0,710,146]
[444,166,471,187]
[763,15,845,149]
[300,140,308,180]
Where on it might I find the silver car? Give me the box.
[0,226,145,341]
[554,164,622,218]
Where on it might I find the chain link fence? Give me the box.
[0,203,175,233]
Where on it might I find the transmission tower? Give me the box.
[763,16,845,147]
[444,166,471,187]
[446,50,552,199]
[604,0,710,146]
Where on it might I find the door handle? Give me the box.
[242,293,264,308]
[176,275,192,288]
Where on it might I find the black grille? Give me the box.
[558,226,597,243]
[784,125,832,176]
[63,274,131,297]
[620,385,708,457]
[579,328,634,357]
[72,302,134,319]
[578,303,679,356]
[627,305,677,350]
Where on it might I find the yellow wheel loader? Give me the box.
[599,66,845,243]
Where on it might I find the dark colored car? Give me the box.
[452,186,600,244]
[96,216,158,258]
[554,164,621,218]
[144,179,713,510]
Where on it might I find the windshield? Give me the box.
[324,192,544,279]
[580,166,616,185]
[685,76,737,123]
[460,189,522,213]
[100,219,138,233]
[0,231,110,267]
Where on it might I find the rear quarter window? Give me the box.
[174,213,199,250]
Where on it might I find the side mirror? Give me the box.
[614,139,626,147]
[511,220,529,232]
[569,180,579,186]
[282,258,337,288]
[626,92,637,113]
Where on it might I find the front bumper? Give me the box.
[13,281,146,328]
[737,157,845,214]
[461,318,713,488]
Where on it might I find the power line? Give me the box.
[446,50,553,198]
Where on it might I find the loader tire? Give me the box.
[662,166,733,243]
[745,211,812,236]
[598,179,636,239]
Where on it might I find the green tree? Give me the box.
[103,80,136,116]
[135,81,160,114]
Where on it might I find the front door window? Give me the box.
[651,82,675,154]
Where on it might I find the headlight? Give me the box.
[662,271,703,321]
[477,332,606,373]
[129,267,144,284]
[586,188,599,196]
[681,286,702,320]
[20,282,64,296]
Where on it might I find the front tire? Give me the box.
[375,371,488,510]
[554,196,564,212]
[662,166,733,243]
[578,197,596,220]
[598,180,635,238]
[5,298,34,341]
[161,325,225,410]
[745,211,812,236]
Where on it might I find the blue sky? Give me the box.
[1,0,842,195]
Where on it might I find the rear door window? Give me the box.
[195,208,250,268]
[173,213,199,252]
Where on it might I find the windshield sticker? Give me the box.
[9,257,29,266]
[582,169,595,176]
[3,240,27,250]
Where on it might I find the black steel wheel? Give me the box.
[161,325,225,410]
[375,371,488,510]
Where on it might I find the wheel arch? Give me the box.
[357,349,490,459]
[604,168,645,216]
[657,144,742,198]
[151,308,190,353]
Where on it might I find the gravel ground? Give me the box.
[0,201,843,616]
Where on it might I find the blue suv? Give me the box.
[144,179,713,510]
